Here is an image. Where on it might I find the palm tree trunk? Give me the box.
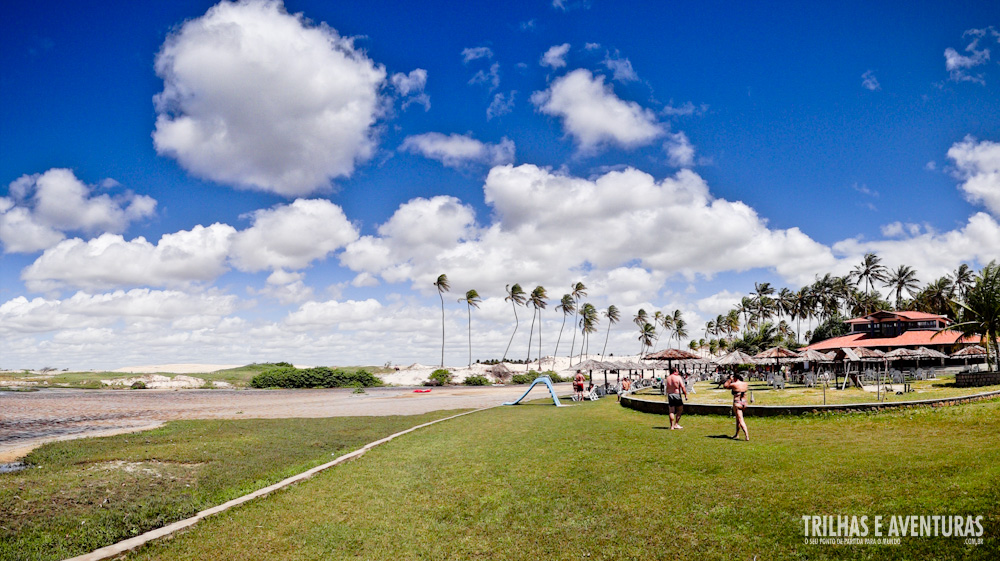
[538,310,543,370]
[554,315,566,362]
[439,293,445,368]
[570,305,579,366]
[466,303,472,368]
[526,308,537,371]
[601,321,612,360]
[503,301,519,362]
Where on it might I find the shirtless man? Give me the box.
[618,376,632,402]
[665,368,687,429]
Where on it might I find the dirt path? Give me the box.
[0,385,564,461]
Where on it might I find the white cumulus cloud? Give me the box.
[944,27,998,84]
[947,136,1000,217]
[664,131,696,168]
[400,133,515,168]
[230,199,359,272]
[152,0,387,196]
[531,69,664,152]
[1,169,156,253]
[541,43,570,68]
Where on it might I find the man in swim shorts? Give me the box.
[665,368,687,429]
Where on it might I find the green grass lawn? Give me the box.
[96,397,1000,560]
[0,411,465,561]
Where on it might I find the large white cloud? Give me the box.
[947,136,1000,217]
[0,289,240,335]
[152,0,386,196]
[342,164,837,295]
[230,198,359,272]
[531,69,664,151]
[0,169,156,253]
[21,225,236,292]
[400,133,515,168]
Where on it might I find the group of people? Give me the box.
[572,367,749,441]
[665,367,749,441]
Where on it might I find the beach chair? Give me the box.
[586,387,600,401]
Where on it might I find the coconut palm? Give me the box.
[914,277,955,317]
[939,261,1000,370]
[753,282,776,323]
[633,308,649,354]
[568,282,588,365]
[525,286,548,370]
[553,294,575,362]
[433,274,450,367]
[638,322,656,356]
[673,316,688,349]
[659,310,675,348]
[601,305,620,360]
[737,296,754,331]
[951,263,975,303]
[650,310,665,351]
[850,252,888,313]
[884,265,919,310]
[724,309,740,340]
[502,283,527,362]
[457,289,481,368]
[579,303,599,358]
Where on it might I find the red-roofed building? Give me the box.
[806,310,979,352]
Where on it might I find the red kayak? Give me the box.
[413,389,432,393]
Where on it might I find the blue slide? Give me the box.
[502,376,570,406]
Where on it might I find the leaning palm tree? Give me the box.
[553,294,575,363]
[433,274,450,367]
[600,305,620,360]
[502,283,527,362]
[525,285,548,370]
[458,289,481,368]
[884,265,920,310]
[638,322,656,356]
[568,282,588,365]
[650,310,665,351]
[659,310,675,349]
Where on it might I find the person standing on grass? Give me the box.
[665,368,687,429]
[573,370,585,400]
[618,376,631,402]
[724,373,750,441]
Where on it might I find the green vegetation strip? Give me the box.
[0,411,469,561]
[112,397,997,560]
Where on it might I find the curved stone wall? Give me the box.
[620,390,1000,417]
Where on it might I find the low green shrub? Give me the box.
[249,367,381,389]
[429,369,453,386]
[510,373,535,384]
[130,381,147,390]
[542,370,568,382]
[463,374,490,386]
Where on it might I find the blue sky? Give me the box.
[1,0,998,369]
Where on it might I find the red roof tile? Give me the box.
[844,310,950,324]
[805,330,979,351]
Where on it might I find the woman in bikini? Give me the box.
[723,373,750,441]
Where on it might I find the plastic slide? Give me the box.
[502,376,570,406]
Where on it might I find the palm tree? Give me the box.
[753,282,776,324]
[850,252,888,313]
[638,322,656,356]
[568,282,588,365]
[601,305,621,360]
[633,308,649,354]
[525,286,548,370]
[458,289,481,368]
[650,310,665,351]
[659,311,675,349]
[673,316,688,349]
[553,294,575,362]
[705,319,715,340]
[884,265,919,310]
[433,274,450,367]
[579,303,599,358]
[940,261,1000,370]
[670,309,684,348]
[502,283,527,362]
[951,264,975,302]
[724,309,740,340]
[914,277,955,318]
[737,296,754,331]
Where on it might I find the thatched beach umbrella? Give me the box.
[714,349,757,366]
[795,349,835,363]
[644,348,700,370]
[575,358,610,385]
[952,344,987,358]
[753,346,800,371]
